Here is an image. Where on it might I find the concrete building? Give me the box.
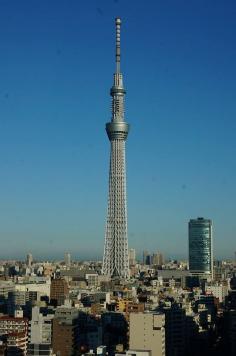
[52,305,79,356]
[27,306,54,355]
[0,316,28,355]
[7,291,28,317]
[15,277,51,300]
[189,217,213,279]
[0,281,15,300]
[205,283,228,303]
[129,312,165,356]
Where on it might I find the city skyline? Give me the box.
[0,1,236,260]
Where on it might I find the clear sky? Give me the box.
[0,0,236,261]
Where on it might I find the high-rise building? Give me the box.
[152,252,164,266]
[143,250,149,265]
[64,252,71,267]
[129,312,165,356]
[189,217,213,279]
[102,18,130,279]
[129,248,136,266]
[26,253,33,267]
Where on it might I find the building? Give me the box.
[102,18,130,279]
[143,251,149,265]
[129,312,165,356]
[129,249,136,266]
[7,291,28,317]
[163,304,186,356]
[0,316,28,355]
[0,281,15,299]
[50,278,69,306]
[223,309,236,356]
[27,306,54,355]
[52,305,79,356]
[102,312,128,353]
[15,277,51,300]
[189,217,213,278]
[64,252,71,268]
[205,283,228,303]
[152,252,164,266]
[26,253,33,267]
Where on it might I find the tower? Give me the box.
[189,217,213,279]
[64,252,71,267]
[26,253,33,267]
[102,18,130,279]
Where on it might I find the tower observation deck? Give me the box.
[102,18,130,279]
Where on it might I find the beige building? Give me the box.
[129,312,165,356]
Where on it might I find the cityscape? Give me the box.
[1,1,236,356]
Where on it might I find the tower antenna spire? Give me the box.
[102,18,130,279]
[115,17,121,73]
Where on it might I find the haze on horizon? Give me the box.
[0,0,236,261]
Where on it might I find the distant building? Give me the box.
[143,250,149,265]
[129,249,136,266]
[189,217,213,278]
[152,252,164,266]
[129,312,165,356]
[64,252,71,268]
[26,253,33,267]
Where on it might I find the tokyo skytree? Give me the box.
[102,18,130,279]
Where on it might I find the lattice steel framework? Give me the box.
[102,18,130,279]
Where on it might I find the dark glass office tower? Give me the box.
[189,217,213,279]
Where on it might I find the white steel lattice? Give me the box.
[102,139,129,278]
[102,18,130,279]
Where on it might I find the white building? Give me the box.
[29,306,54,344]
[15,277,51,299]
[205,284,228,303]
[28,306,54,356]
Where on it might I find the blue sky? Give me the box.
[0,0,236,260]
